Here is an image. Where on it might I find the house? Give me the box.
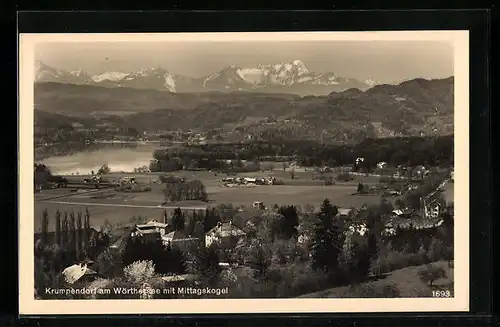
[419,188,447,219]
[252,201,266,210]
[297,233,310,245]
[162,230,200,252]
[386,209,442,232]
[120,176,137,185]
[423,198,444,219]
[62,263,100,285]
[412,165,428,179]
[346,223,368,236]
[296,224,311,245]
[205,222,246,247]
[131,220,169,242]
[267,177,277,185]
[377,161,388,169]
[161,274,197,286]
[337,207,357,218]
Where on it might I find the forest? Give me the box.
[150,135,454,172]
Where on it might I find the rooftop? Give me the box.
[136,220,168,229]
[62,264,98,284]
[337,208,356,216]
[207,222,246,237]
[161,274,197,283]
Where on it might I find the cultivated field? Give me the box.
[34,169,383,233]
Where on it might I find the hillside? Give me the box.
[34,82,299,117]
[34,77,454,140]
[298,261,454,298]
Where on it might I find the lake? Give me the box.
[39,144,158,175]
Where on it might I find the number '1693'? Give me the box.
[432,290,452,297]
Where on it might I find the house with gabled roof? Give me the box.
[205,221,246,248]
[162,230,200,253]
[420,189,447,219]
[62,263,101,285]
[337,207,358,218]
[131,219,169,243]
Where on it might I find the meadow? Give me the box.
[298,260,454,298]
[34,169,384,233]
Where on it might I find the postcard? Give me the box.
[19,31,469,315]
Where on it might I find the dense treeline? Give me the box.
[151,135,453,172]
[34,208,110,298]
[163,179,208,202]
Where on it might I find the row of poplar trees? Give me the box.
[40,208,93,255]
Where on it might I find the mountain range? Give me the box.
[35,60,376,96]
[34,76,454,141]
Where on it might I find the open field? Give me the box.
[62,169,383,185]
[34,169,384,233]
[298,260,454,298]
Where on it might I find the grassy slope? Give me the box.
[298,261,454,298]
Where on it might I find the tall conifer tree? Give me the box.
[55,210,61,247]
[310,199,344,278]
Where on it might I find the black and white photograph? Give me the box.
[19,31,469,314]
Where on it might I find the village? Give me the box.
[34,156,454,299]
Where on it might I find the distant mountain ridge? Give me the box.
[34,76,454,141]
[35,60,376,96]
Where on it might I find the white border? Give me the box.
[19,31,469,315]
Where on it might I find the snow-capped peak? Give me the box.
[364,79,378,87]
[70,68,86,77]
[35,61,78,82]
[202,60,343,89]
[162,71,176,92]
[91,72,129,83]
[35,60,374,95]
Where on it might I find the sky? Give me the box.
[35,40,454,83]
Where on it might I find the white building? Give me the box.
[131,220,169,242]
[377,161,388,169]
[205,222,246,247]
